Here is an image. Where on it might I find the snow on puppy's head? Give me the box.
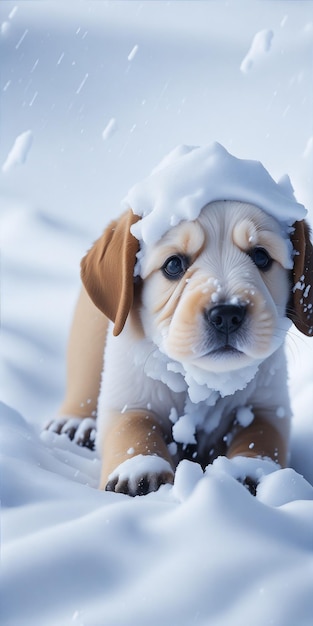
[123,142,306,248]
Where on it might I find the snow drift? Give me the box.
[1,3,313,626]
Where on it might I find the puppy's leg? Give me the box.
[100,410,175,495]
[227,414,289,494]
[46,286,108,448]
[227,414,288,466]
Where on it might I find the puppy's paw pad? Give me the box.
[106,454,174,496]
[45,417,69,435]
[44,416,97,450]
[105,477,129,495]
[209,456,280,496]
[240,476,258,496]
[73,418,97,450]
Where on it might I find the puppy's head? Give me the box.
[81,202,313,372]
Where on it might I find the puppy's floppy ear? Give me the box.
[288,220,313,336]
[81,209,140,336]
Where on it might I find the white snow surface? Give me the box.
[127,142,306,246]
[2,129,33,173]
[1,3,313,626]
[240,28,274,73]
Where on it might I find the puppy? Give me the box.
[76,199,312,496]
[47,144,313,496]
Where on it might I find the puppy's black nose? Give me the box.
[208,304,246,335]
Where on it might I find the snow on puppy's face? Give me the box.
[139,201,291,373]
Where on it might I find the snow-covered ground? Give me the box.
[1,2,313,625]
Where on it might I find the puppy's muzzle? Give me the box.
[207,303,247,337]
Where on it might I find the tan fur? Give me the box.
[53,201,313,496]
[227,414,288,467]
[59,287,109,418]
[99,410,174,492]
[81,210,140,336]
[82,206,313,343]
[138,205,292,368]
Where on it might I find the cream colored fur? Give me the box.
[97,202,293,493]
[49,198,313,496]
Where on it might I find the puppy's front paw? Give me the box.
[211,455,280,496]
[239,476,258,496]
[104,454,174,496]
[45,416,97,450]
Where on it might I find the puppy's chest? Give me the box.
[129,338,260,427]
[103,332,258,436]
[170,382,258,446]
[101,329,286,445]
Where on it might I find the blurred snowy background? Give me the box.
[1,4,313,625]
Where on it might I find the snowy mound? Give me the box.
[2,403,313,626]
[125,143,307,246]
[1,4,313,625]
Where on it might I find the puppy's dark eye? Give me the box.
[162,255,189,280]
[249,247,273,271]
